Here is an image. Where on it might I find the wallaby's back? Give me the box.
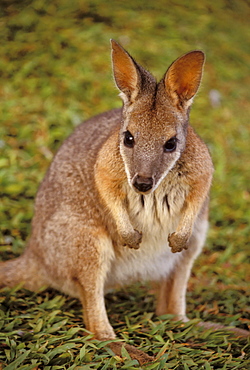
[35,108,122,225]
[0,108,122,291]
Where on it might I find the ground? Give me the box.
[0,0,249,369]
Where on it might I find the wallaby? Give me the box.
[1,40,248,364]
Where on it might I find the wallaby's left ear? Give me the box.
[111,39,140,104]
[164,50,205,109]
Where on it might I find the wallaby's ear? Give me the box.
[164,51,205,109]
[111,39,140,104]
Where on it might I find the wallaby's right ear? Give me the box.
[111,39,140,104]
[164,50,205,109]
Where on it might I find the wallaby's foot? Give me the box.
[121,229,142,249]
[93,328,116,341]
[168,232,188,253]
[108,342,154,365]
[171,314,189,322]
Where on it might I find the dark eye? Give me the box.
[123,130,134,148]
[163,136,177,152]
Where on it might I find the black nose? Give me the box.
[133,176,154,193]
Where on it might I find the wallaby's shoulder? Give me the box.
[41,107,123,183]
[35,108,123,213]
[57,107,122,159]
[182,126,213,178]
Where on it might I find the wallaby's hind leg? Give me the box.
[156,216,208,321]
[71,231,116,340]
[79,279,116,340]
[70,230,155,364]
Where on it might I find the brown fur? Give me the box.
[1,41,248,364]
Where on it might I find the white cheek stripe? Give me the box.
[152,150,182,192]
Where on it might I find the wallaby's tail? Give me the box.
[0,253,47,291]
[198,321,250,338]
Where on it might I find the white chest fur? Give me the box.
[105,177,189,289]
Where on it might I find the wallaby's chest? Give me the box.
[127,177,187,235]
[105,178,188,289]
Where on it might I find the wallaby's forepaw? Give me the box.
[121,229,142,249]
[168,232,188,253]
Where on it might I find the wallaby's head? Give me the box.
[111,40,205,194]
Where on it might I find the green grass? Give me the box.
[0,0,249,368]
